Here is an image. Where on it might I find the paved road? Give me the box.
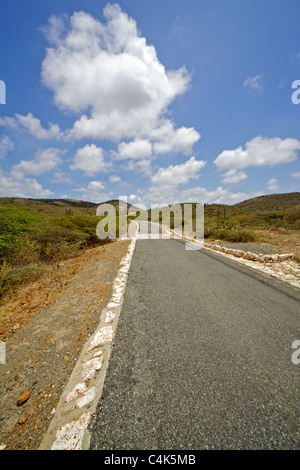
[89,228,299,450]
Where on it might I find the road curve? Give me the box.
[89,233,299,450]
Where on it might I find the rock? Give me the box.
[17,390,31,406]
[66,383,87,403]
[88,326,113,351]
[73,387,96,409]
[82,357,103,381]
[18,415,27,425]
[105,310,115,323]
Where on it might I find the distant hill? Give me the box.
[1,192,299,213]
[233,192,300,212]
[0,197,98,214]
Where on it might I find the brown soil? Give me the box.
[0,239,130,450]
[253,229,300,261]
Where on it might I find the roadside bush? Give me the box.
[204,222,255,242]
[0,260,13,292]
[0,264,44,297]
[8,234,42,266]
[216,227,255,242]
[0,207,40,254]
[42,240,79,261]
[55,214,100,245]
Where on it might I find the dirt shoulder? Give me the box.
[0,239,130,450]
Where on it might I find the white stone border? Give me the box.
[39,227,138,450]
[159,223,295,262]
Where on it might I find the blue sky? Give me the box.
[0,0,299,206]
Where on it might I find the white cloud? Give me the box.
[221,169,247,184]
[291,171,300,179]
[150,156,206,188]
[70,144,110,176]
[180,186,264,205]
[126,194,147,209]
[0,113,63,140]
[39,13,68,46]
[0,167,53,198]
[114,139,152,160]
[151,120,200,155]
[11,148,64,179]
[122,158,153,176]
[0,135,14,158]
[41,4,198,152]
[267,178,279,192]
[109,175,121,183]
[72,180,112,203]
[214,136,300,172]
[142,156,206,205]
[52,171,72,183]
[243,74,263,94]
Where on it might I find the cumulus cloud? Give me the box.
[267,178,279,192]
[150,156,206,188]
[0,113,63,140]
[151,120,200,155]
[0,147,64,197]
[41,3,199,152]
[10,148,64,179]
[72,180,112,203]
[70,144,111,176]
[109,174,121,183]
[52,171,72,183]
[180,186,264,205]
[0,167,53,198]
[221,169,247,184]
[0,135,14,158]
[114,139,152,160]
[143,156,206,205]
[214,136,300,172]
[122,158,153,176]
[291,171,300,179]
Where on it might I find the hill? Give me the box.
[0,198,108,299]
[234,192,300,212]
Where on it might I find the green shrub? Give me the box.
[0,260,13,292]
[54,214,101,244]
[0,263,44,297]
[216,227,255,242]
[8,234,42,266]
[0,207,41,253]
[42,240,79,261]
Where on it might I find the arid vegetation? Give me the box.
[0,193,299,299]
[0,198,104,299]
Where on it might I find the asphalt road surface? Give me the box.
[89,226,299,450]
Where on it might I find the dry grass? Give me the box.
[254,228,300,261]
